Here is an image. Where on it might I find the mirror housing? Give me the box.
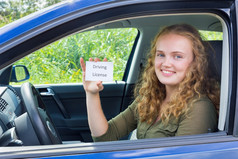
[10,65,30,83]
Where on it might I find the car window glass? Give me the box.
[11,28,138,85]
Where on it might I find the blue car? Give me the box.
[0,0,238,158]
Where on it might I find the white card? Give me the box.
[85,61,113,81]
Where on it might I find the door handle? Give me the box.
[40,88,70,119]
[40,89,54,96]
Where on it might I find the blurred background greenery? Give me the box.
[0,0,64,27]
[14,28,138,84]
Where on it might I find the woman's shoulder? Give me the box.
[127,100,138,109]
[177,95,218,135]
[191,95,214,106]
[126,100,140,120]
[187,95,217,116]
[122,100,138,117]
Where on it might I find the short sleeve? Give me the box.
[92,101,138,142]
[175,97,218,136]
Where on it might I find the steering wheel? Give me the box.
[20,82,62,145]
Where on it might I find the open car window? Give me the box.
[11,28,138,85]
[7,13,228,140]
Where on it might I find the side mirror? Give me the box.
[10,65,30,82]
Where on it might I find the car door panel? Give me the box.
[34,82,126,142]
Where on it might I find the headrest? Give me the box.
[207,40,223,79]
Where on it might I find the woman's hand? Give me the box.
[80,57,109,137]
[80,57,107,94]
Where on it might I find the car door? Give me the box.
[2,0,238,158]
[11,28,139,142]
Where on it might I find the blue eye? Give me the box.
[157,53,164,57]
[175,55,182,59]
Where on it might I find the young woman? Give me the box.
[80,24,220,142]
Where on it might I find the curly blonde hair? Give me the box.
[134,24,220,124]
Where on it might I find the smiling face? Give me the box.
[154,33,194,89]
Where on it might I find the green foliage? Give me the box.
[14,28,138,84]
[0,0,64,27]
[199,30,223,41]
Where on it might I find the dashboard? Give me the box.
[0,86,23,138]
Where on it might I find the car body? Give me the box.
[0,0,238,158]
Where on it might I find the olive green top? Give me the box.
[92,97,218,142]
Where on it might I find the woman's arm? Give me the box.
[93,102,138,142]
[80,57,108,137]
[80,58,137,141]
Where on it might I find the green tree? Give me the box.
[0,0,63,27]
